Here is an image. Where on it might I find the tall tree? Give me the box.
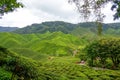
[86,38,120,69]
[0,0,23,18]
[69,0,120,21]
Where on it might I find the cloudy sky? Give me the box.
[0,0,120,28]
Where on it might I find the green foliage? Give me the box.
[86,38,120,69]
[1,21,120,79]
[0,68,11,80]
[37,57,120,80]
[0,0,23,17]
[0,46,120,80]
[0,46,40,80]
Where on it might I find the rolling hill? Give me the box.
[0,32,86,60]
[1,21,120,79]
[1,21,120,60]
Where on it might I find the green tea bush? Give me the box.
[1,46,120,80]
[0,46,40,80]
[0,68,11,80]
[86,38,120,69]
[38,60,120,80]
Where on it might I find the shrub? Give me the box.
[86,38,120,69]
[0,46,40,80]
[0,68,11,80]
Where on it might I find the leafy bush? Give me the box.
[0,68,11,80]
[86,38,120,69]
[37,58,120,80]
[0,46,40,80]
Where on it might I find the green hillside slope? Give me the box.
[0,32,85,59]
[0,46,120,80]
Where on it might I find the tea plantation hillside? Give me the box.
[0,32,87,59]
[1,21,120,80]
[0,47,120,80]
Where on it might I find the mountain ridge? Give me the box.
[1,21,120,36]
[0,26,18,32]
[12,21,120,35]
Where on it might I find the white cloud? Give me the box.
[0,9,40,27]
[0,0,119,28]
[0,0,80,27]
[102,2,120,23]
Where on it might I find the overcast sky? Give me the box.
[0,0,120,28]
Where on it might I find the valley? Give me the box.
[0,21,120,80]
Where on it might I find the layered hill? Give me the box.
[0,32,86,59]
[0,26,18,32]
[1,21,120,59]
[13,21,120,36]
[13,21,76,34]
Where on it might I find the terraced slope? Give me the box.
[0,32,86,59]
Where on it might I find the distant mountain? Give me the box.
[13,21,120,36]
[13,21,76,34]
[0,26,18,32]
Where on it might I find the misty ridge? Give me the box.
[1,21,120,35]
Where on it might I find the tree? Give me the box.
[68,0,120,35]
[0,0,23,18]
[86,38,120,69]
[69,0,120,21]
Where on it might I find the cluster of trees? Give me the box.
[86,38,120,69]
[69,0,120,21]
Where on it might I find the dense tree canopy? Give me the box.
[0,0,23,18]
[86,38,120,69]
